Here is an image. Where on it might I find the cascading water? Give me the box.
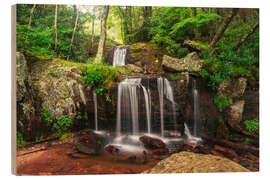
[157,77,177,136]
[116,78,152,135]
[112,45,129,66]
[116,78,141,135]
[141,85,151,134]
[192,79,200,136]
[157,78,164,136]
[93,91,98,130]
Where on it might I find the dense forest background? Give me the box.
[16,4,259,90]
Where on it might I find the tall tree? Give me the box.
[54,5,58,53]
[28,4,36,27]
[210,8,239,54]
[91,8,96,49]
[25,4,36,45]
[95,6,110,63]
[67,5,79,61]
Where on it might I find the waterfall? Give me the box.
[116,78,141,134]
[141,85,151,134]
[164,78,177,128]
[112,45,129,66]
[157,77,177,136]
[184,123,202,144]
[192,79,200,136]
[93,91,98,130]
[157,78,164,136]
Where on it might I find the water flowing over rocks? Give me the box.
[143,151,250,173]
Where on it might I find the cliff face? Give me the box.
[16,50,259,146]
[17,52,95,140]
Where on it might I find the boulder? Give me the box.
[73,130,109,155]
[227,100,245,132]
[218,77,247,98]
[16,51,94,140]
[121,64,143,73]
[143,151,250,173]
[139,135,166,149]
[162,52,202,72]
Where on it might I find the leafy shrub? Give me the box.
[243,118,259,132]
[17,132,27,149]
[43,109,52,123]
[214,94,232,112]
[80,64,123,96]
[52,115,73,136]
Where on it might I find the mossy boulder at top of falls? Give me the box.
[162,52,203,73]
[127,42,167,73]
[143,151,250,173]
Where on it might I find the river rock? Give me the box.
[162,52,202,72]
[143,151,250,173]
[73,130,108,155]
[104,144,147,163]
[139,135,166,149]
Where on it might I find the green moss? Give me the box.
[130,43,143,50]
[132,52,142,57]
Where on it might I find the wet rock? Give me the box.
[162,52,202,72]
[73,130,108,155]
[104,144,147,163]
[139,135,166,149]
[152,148,169,156]
[143,152,250,173]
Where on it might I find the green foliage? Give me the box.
[52,115,73,136]
[243,118,259,132]
[17,132,27,149]
[61,91,69,99]
[48,71,58,78]
[176,48,189,58]
[80,64,123,96]
[59,132,74,140]
[43,109,52,123]
[214,94,232,112]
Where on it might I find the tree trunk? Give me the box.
[67,5,79,61]
[54,5,58,53]
[25,4,36,46]
[91,13,95,49]
[210,8,239,54]
[95,6,110,64]
[234,22,259,51]
[28,4,36,27]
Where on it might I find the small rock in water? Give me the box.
[104,144,147,164]
[139,135,166,149]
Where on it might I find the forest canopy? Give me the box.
[16,5,259,88]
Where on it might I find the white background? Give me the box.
[1,0,269,179]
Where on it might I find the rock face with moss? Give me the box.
[143,151,250,173]
[162,52,202,73]
[16,52,96,140]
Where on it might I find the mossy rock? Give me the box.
[127,42,167,74]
